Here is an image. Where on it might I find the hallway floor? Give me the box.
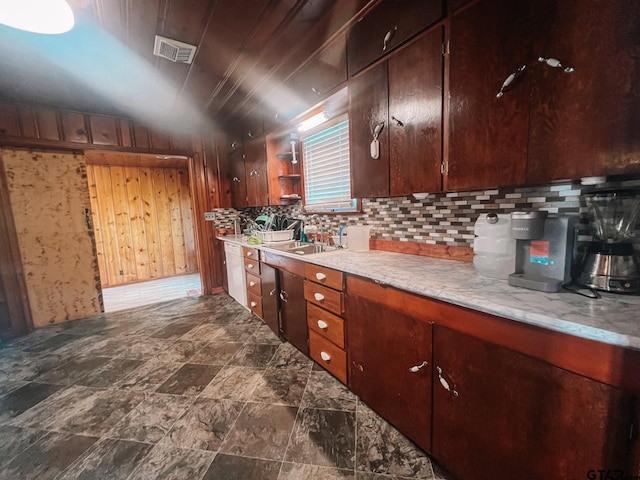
[101,274,201,312]
[0,294,449,480]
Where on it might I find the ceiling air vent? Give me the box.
[153,35,197,64]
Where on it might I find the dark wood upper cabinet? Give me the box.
[244,138,269,207]
[228,147,248,209]
[349,61,390,198]
[347,291,433,453]
[432,325,633,480]
[287,33,347,111]
[447,0,531,191]
[389,27,443,196]
[347,0,444,76]
[527,0,640,183]
[350,28,444,198]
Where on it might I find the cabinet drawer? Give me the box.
[307,303,345,349]
[246,272,262,296]
[304,263,344,291]
[347,0,443,75]
[243,246,259,260]
[244,257,260,275]
[309,330,347,384]
[247,291,263,318]
[304,280,344,315]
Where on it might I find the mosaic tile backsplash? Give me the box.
[214,176,640,255]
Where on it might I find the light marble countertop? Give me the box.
[218,235,640,351]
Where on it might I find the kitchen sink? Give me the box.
[266,241,338,255]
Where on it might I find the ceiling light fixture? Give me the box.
[298,110,329,133]
[0,0,75,34]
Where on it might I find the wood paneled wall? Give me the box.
[87,162,198,287]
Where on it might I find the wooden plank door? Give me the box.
[279,270,308,356]
[1,149,102,327]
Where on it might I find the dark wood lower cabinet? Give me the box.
[346,294,432,452]
[279,270,308,356]
[260,263,279,337]
[432,325,634,480]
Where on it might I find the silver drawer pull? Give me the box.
[315,272,327,282]
[250,301,257,308]
[436,366,459,397]
[496,64,526,98]
[249,281,256,287]
[320,351,331,362]
[538,56,574,73]
[317,320,328,330]
[382,25,398,51]
[409,361,428,373]
[247,264,254,269]
[314,293,325,302]
[247,251,252,257]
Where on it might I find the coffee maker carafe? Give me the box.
[579,190,640,294]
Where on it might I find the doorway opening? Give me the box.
[85,151,201,312]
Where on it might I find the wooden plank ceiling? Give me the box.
[0,0,374,130]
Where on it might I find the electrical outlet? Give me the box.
[204,212,216,221]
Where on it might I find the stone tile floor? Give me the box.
[0,294,450,480]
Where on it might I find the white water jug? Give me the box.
[348,225,372,252]
[473,213,516,279]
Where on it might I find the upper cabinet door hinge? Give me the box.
[442,40,450,56]
[440,162,448,175]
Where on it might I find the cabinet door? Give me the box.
[347,294,432,452]
[244,138,268,207]
[349,61,390,198]
[260,263,280,337]
[228,148,247,209]
[527,0,640,182]
[347,0,443,76]
[288,33,347,107]
[279,270,308,356]
[432,325,633,480]
[447,0,532,190]
[389,28,443,196]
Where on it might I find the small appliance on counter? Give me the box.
[473,213,516,279]
[508,211,579,292]
[579,190,640,294]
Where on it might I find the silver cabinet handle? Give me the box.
[247,264,254,269]
[315,272,327,282]
[269,289,277,296]
[311,87,322,96]
[247,131,255,138]
[496,64,527,98]
[231,141,239,150]
[247,251,253,257]
[382,26,398,51]
[409,361,428,373]
[313,293,325,303]
[249,281,256,287]
[391,116,404,127]
[250,301,258,308]
[317,320,329,330]
[279,291,288,303]
[436,366,459,397]
[232,176,241,183]
[538,56,574,73]
[320,351,331,361]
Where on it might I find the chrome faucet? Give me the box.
[309,214,324,244]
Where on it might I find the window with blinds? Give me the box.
[302,118,356,212]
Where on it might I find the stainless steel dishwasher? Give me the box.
[223,242,248,309]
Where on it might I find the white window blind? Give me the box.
[303,119,355,211]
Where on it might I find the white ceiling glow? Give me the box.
[0,0,75,34]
